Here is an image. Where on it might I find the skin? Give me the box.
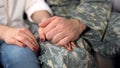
[0,26,39,51]
[38,27,74,50]
[39,16,86,48]
[0,10,86,51]
[33,11,75,50]
[0,10,51,52]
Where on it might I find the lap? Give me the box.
[0,42,40,68]
[39,41,96,68]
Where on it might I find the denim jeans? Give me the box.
[0,40,40,68]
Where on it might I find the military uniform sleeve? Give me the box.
[71,0,111,31]
[90,12,120,56]
[70,0,115,56]
[70,0,111,42]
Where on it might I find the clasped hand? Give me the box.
[38,16,86,50]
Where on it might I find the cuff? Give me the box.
[26,2,53,22]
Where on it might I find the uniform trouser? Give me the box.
[28,14,120,68]
[39,41,116,68]
[38,40,97,68]
[0,40,40,68]
[29,23,115,68]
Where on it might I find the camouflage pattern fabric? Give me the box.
[29,23,96,68]
[86,12,120,56]
[30,0,120,68]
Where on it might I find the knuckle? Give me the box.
[57,43,65,46]
[55,16,60,19]
[58,41,67,46]
[15,41,19,45]
[20,37,26,41]
[46,33,51,40]
[18,29,23,33]
[59,23,65,29]
[17,29,25,34]
[21,28,29,32]
[52,39,57,44]
[6,39,14,44]
[55,17,61,21]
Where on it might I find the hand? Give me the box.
[2,27,39,52]
[39,16,86,46]
[38,27,76,51]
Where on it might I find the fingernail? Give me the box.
[67,47,72,51]
[65,44,72,51]
[33,47,36,51]
[65,44,69,48]
[40,38,45,42]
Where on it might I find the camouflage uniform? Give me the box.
[30,0,120,68]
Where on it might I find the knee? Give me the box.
[1,44,38,63]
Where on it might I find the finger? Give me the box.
[52,31,67,44]
[23,28,38,44]
[45,24,63,41]
[9,38,25,47]
[14,40,26,47]
[43,18,59,34]
[56,36,72,46]
[22,38,38,52]
[65,43,72,51]
[70,42,77,47]
[39,16,57,27]
[22,28,39,48]
[15,35,38,52]
[20,32,37,48]
[38,27,46,42]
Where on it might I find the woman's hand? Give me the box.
[2,27,39,52]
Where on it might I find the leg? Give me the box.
[39,38,97,68]
[0,43,40,68]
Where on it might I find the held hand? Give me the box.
[2,27,39,52]
[38,27,74,50]
[39,16,86,46]
[38,22,78,50]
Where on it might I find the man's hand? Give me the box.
[2,27,39,52]
[39,16,86,46]
[38,27,74,50]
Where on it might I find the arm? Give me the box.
[39,0,111,46]
[31,10,52,24]
[70,0,113,55]
[71,0,111,40]
[25,0,53,23]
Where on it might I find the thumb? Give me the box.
[39,16,57,27]
[38,27,46,42]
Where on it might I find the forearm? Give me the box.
[31,10,52,24]
[71,0,111,42]
[0,25,9,40]
[72,0,111,30]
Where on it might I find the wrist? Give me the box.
[0,25,9,40]
[32,10,52,24]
